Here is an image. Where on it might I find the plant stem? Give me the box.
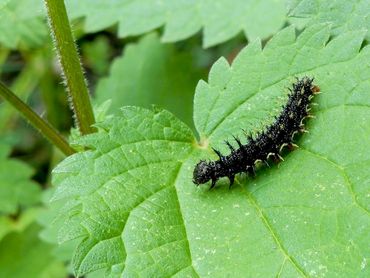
[0,82,75,156]
[44,0,96,134]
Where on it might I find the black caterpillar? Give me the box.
[193,77,320,189]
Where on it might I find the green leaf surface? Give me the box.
[288,0,370,40]
[66,0,286,47]
[50,25,370,277]
[95,33,205,129]
[0,0,47,49]
[0,142,41,214]
[0,221,67,278]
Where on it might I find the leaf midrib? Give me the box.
[174,149,201,278]
[240,183,309,277]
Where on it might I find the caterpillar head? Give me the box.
[193,160,212,185]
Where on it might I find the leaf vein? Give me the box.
[240,184,309,277]
[300,148,370,216]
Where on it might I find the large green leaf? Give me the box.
[0,142,41,214]
[66,0,286,47]
[1,0,285,49]
[94,33,205,129]
[0,0,47,49]
[288,0,370,40]
[50,25,370,277]
[3,0,369,51]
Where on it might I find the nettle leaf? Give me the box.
[66,0,286,47]
[0,143,41,214]
[51,25,370,277]
[52,107,195,276]
[288,0,370,40]
[0,0,47,49]
[95,33,205,129]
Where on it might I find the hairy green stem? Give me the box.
[0,82,75,156]
[44,0,96,134]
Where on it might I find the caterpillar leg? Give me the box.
[247,166,256,178]
[228,175,235,189]
[209,178,217,190]
[287,143,299,151]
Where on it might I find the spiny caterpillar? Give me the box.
[193,77,320,189]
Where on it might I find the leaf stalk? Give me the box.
[44,0,96,134]
[0,82,75,156]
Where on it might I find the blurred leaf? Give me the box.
[66,0,286,47]
[81,35,112,76]
[49,24,370,277]
[3,0,368,52]
[0,0,47,49]
[0,142,41,214]
[0,207,39,240]
[0,51,45,133]
[0,221,67,278]
[95,33,205,129]
[288,0,370,40]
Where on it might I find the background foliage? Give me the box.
[0,0,369,277]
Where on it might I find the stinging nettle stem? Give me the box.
[44,0,96,134]
[0,82,75,156]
